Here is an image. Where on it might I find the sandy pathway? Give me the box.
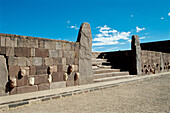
[1,74,170,113]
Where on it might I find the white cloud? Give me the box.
[136,26,145,33]
[67,21,70,24]
[69,25,79,30]
[106,47,119,51]
[93,25,131,46]
[140,36,146,39]
[161,17,164,20]
[168,12,170,16]
[127,39,131,43]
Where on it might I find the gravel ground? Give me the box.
[1,74,170,113]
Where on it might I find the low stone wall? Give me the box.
[141,50,170,75]
[0,22,94,96]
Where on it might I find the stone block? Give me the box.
[35,48,49,57]
[62,58,66,65]
[17,76,28,87]
[38,40,45,48]
[62,43,71,50]
[0,36,5,46]
[29,39,38,48]
[45,41,56,50]
[6,47,14,56]
[69,51,75,58]
[0,47,6,55]
[75,51,79,58]
[44,58,53,66]
[20,67,29,76]
[66,57,74,65]
[74,80,79,86]
[32,57,42,66]
[58,50,63,57]
[49,50,59,58]
[57,65,63,72]
[53,58,62,65]
[63,51,69,58]
[26,58,32,66]
[56,42,62,49]
[0,55,8,96]
[51,65,57,72]
[74,43,79,51]
[17,37,24,47]
[75,58,79,65]
[66,81,74,87]
[9,87,17,95]
[36,66,48,74]
[35,75,48,85]
[17,57,27,66]
[52,72,64,82]
[17,85,38,94]
[31,48,35,57]
[72,65,78,72]
[67,72,74,81]
[8,66,20,76]
[5,37,17,47]
[63,65,69,72]
[29,66,36,75]
[38,83,50,91]
[14,47,31,57]
[8,57,18,66]
[50,81,66,89]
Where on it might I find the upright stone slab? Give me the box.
[77,23,93,84]
[0,55,8,96]
[131,35,141,75]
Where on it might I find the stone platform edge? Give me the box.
[0,72,170,109]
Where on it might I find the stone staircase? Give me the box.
[92,58,137,82]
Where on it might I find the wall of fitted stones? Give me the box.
[92,51,133,74]
[141,50,170,75]
[0,33,79,95]
[140,40,170,53]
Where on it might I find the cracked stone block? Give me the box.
[0,55,8,96]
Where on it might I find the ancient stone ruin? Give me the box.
[0,22,170,96]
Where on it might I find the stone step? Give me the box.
[92,65,112,70]
[92,62,102,66]
[102,62,111,65]
[94,72,130,79]
[94,75,137,83]
[94,69,120,74]
[92,58,107,62]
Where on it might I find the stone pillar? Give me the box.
[77,22,94,84]
[0,55,8,96]
[160,53,164,72]
[131,35,141,75]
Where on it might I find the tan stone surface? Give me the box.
[1,74,170,113]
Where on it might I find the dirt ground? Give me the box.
[1,74,170,113]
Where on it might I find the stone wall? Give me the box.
[92,35,170,76]
[141,50,170,75]
[0,33,81,95]
[140,40,170,53]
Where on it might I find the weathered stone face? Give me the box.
[77,22,93,84]
[0,55,8,96]
[131,35,141,75]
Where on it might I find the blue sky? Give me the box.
[0,0,170,52]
